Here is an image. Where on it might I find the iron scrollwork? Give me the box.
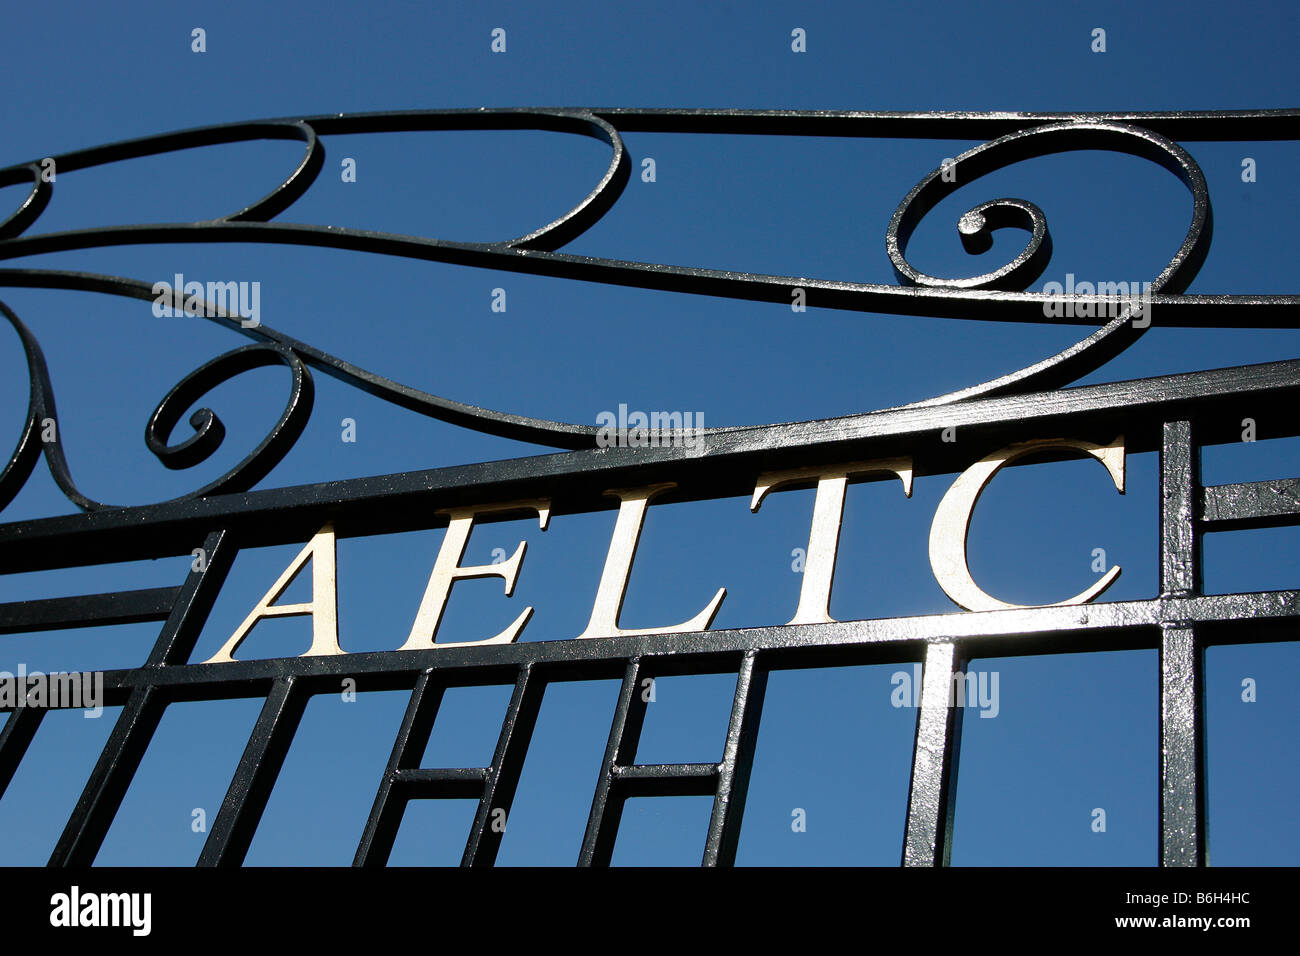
[0,108,1292,516]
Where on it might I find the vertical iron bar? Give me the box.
[147,529,236,667]
[462,664,544,866]
[1159,420,1205,865]
[197,676,308,866]
[47,687,165,865]
[902,642,965,866]
[49,532,235,866]
[1159,623,1207,866]
[354,671,444,866]
[1160,421,1200,598]
[702,650,767,866]
[0,706,44,799]
[578,657,647,866]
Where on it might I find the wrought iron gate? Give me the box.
[0,108,1295,866]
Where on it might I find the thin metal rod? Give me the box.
[197,676,307,866]
[1157,420,1207,865]
[393,767,489,798]
[902,642,964,866]
[461,664,544,867]
[147,529,235,667]
[1160,421,1201,597]
[703,650,767,866]
[616,763,719,798]
[0,588,178,635]
[47,686,164,866]
[1159,623,1207,866]
[578,658,647,866]
[46,539,234,865]
[1200,477,1300,530]
[354,672,443,867]
[0,705,43,799]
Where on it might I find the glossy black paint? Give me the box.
[0,108,1295,867]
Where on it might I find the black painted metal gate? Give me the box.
[0,108,1295,866]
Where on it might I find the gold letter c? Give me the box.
[929,436,1125,612]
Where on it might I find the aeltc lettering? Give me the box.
[202,435,1126,663]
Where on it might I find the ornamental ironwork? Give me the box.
[0,108,1295,866]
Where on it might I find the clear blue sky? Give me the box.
[0,0,1296,866]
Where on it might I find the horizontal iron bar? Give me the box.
[3,256,1291,330]
[0,587,179,634]
[392,767,489,799]
[1,360,1297,575]
[354,672,441,867]
[584,107,1300,140]
[1201,479,1300,531]
[18,108,1293,177]
[83,589,1300,698]
[613,763,720,798]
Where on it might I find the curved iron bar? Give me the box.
[0,108,1289,328]
[0,302,46,512]
[0,269,603,449]
[0,108,1294,515]
[144,344,314,496]
[885,120,1212,406]
[0,161,52,241]
[0,110,629,250]
[0,299,319,513]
